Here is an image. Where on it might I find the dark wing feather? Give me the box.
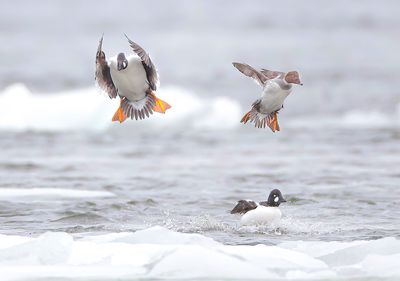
[95,35,118,99]
[259,201,269,207]
[251,99,262,110]
[260,69,285,80]
[125,34,159,91]
[232,62,268,87]
[230,200,258,214]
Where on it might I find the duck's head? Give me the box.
[267,189,286,207]
[284,71,303,86]
[117,52,128,71]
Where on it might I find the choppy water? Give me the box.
[0,124,399,244]
[0,0,399,280]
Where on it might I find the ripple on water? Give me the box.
[126,198,158,206]
[52,212,110,224]
[0,162,42,171]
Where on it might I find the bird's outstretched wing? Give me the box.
[260,69,285,80]
[230,200,258,214]
[125,34,159,91]
[95,35,118,99]
[232,62,269,87]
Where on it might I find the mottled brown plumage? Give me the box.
[233,62,301,132]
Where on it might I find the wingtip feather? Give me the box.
[124,33,134,45]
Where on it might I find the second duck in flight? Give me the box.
[95,34,171,123]
[233,63,302,132]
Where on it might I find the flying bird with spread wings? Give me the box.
[95,34,171,123]
[232,62,302,132]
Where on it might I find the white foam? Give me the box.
[0,227,398,280]
[0,84,242,132]
[2,83,397,132]
[0,188,115,200]
[0,84,116,132]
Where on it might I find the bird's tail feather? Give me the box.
[241,110,280,132]
[112,92,171,122]
[122,95,155,121]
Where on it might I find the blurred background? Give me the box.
[1,0,400,114]
[0,0,398,245]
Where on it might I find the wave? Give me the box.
[0,226,398,280]
[0,84,242,132]
[0,188,115,200]
[0,84,398,132]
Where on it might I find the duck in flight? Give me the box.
[231,189,287,225]
[232,62,302,132]
[95,34,171,122]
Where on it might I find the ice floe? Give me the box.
[0,226,398,280]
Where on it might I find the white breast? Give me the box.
[240,206,282,226]
[259,80,292,114]
[109,55,149,101]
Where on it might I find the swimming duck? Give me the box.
[95,34,171,122]
[231,189,287,225]
[232,62,302,132]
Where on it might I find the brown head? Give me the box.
[284,71,303,85]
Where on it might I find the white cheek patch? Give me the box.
[274,197,279,203]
